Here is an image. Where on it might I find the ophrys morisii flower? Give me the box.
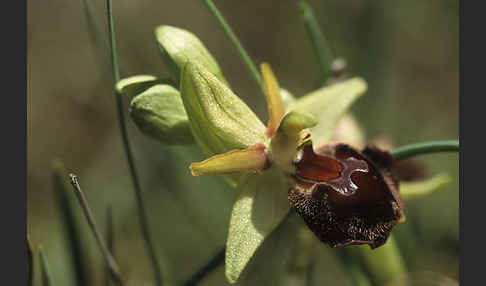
[122,25,447,284]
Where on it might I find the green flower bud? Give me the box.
[155,25,228,85]
[130,84,193,144]
[116,75,172,100]
[180,61,266,156]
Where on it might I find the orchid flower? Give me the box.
[120,25,450,284]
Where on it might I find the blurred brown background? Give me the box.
[28,0,458,285]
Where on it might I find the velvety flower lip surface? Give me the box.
[289,141,403,249]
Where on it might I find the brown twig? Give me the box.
[69,174,123,285]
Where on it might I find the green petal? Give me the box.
[130,84,193,144]
[261,63,285,137]
[400,173,451,201]
[288,77,367,148]
[190,144,267,176]
[225,167,291,283]
[155,25,228,85]
[180,61,266,156]
[280,88,297,109]
[269,111,317,172]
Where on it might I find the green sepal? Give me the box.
[155,25,228,85]
[225,167,291,283]
[116,75,174,100]
[280,88,297,109]
[288,77,367,148]
[180,61,266,156]
[400,173,451,201]
[130,84,193,144]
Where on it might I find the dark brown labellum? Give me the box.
[288,142,403,249]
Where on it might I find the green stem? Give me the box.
[106,1,163,285]
[105,206,114,286]
[82,0,110,67]
[201,0,264,92]
[353,235,408,286]
[298,1,334,84]
[391,140,459,161]
[39,246,55,286]
[334,248,372,286]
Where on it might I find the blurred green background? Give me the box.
[27,0,459,285]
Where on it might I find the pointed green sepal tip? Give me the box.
[116,75,169,100]
[190,143,267,176]
[180,61,266,156]
[130,84,193,144]
[155,25,228,85]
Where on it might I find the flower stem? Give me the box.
[201,0,264,92]
[353,235,408,285]
[298,1,334,84]
[391,140,459,161]
[106,0,163,285]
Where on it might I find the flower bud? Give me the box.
[180,61,266,156]
[130,84,193,144]
[116,75,170,100]
[155,25,228,85]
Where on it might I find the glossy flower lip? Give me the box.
[288,141,403,249]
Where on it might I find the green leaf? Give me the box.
[298,1,334,84]
[155,25,228,85]
[130,84,193,144]
[288,77,367,148]
[180,61,266,156]
[39,246,55,286]
[225,167,291,283]
[400,173,451,201]
[116,75,173,100]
